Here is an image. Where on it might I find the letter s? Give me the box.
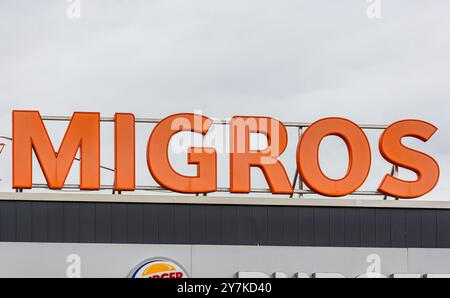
[378,120,440,199]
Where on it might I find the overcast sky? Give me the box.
[0,0,449,200]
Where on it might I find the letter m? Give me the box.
[13,111,100,190]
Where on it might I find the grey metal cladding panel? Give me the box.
[221,205,238,245]
[127,204,144,243]
[1,200,450,248]
[422,209,437,248]
[205,205,221,244]
[437,210,450,247]
[251,206,268,246]
[63,202,79,242]
[94,203,111,243]
[344,208,361,247]
[158,204,175,244]
[375,209,391,247]
[406,209,421,247]
[330,207,346,247]
[314,207,330,246]
[267,207,284,246]
[47,202,63,242]
[80,203,95,242]
[143,204,158,244]
[31,202,47,242]
[283,206,299,246]
[360,208,376,247]
[0,201,16,241]
[190,205,206,244]
[390,209,407,248]
[298,207,314,246]
[236,206,252,245]
[16,201,32,242]
[173,205,190,244]
[111,203,127,243]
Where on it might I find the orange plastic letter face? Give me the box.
[297,118,371,197]
[378,120,440,199]
[230,116,293,194]
[147,113,217,193]
[115,113,135,191]
[13,110,100,190]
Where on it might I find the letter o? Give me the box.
[297,118,371,197]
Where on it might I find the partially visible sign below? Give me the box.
[129,258,189,279]
[237,271,450,278]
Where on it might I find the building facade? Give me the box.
[1,192,450,278]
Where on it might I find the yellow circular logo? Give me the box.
[129,258,189,278]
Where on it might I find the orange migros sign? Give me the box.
[9,110,440,199]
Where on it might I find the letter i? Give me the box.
[114,113,136,191]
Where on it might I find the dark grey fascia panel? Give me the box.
[1,199,450,248]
